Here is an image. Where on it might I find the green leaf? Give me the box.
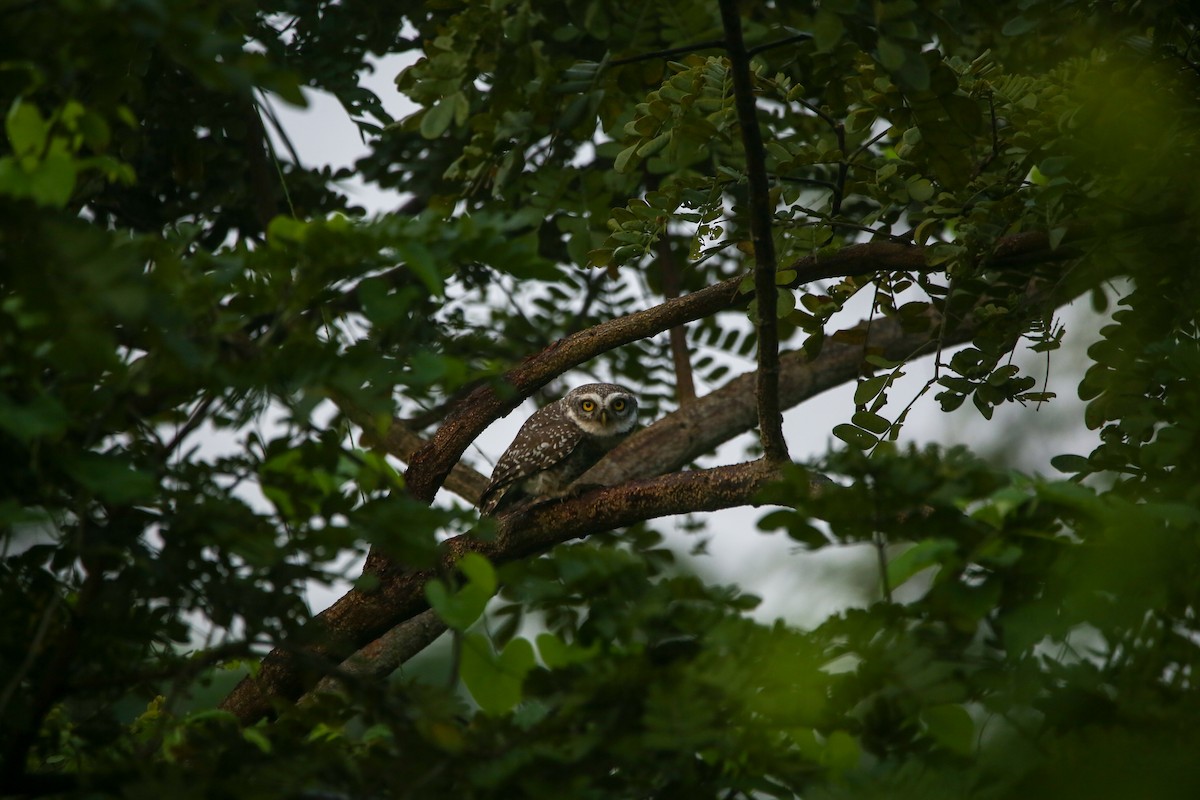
[776,289,796,318]
[6,100,48,157]
[887,538,956,589]
[972,391,994,420]
[419,94,460,139]
[425,579,469,630]
[1050,453,1091,474]
[536,632,598,668]
[876,38,908,71]
[29,147,77,207]
[905,176,935,202]
[460,633,534,715]
[614,143,638,173]
[851,410,891,435]
[1039,155,1073,176]
[920,704,975,755]
[458,552,498,597]
[833,423,878,449]
[425,553,497,630]
[399,241,445,296]
[854,375,890,406]
[1037,480,1104,516]
[242,727,272,754]
[865,354,904,369]
[64,452,157,505]
[812,10,845,53]
[757,508,796,532]
[266,215,309,245]
[913,217,939,245]
[823,730,861,773]
[636,132,671,157]
[1048,226,1068,251]
[0,393,69,443]
[0,157,30,197]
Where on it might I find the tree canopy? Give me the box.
[3,0,1200,797]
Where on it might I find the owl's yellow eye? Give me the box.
[611,399,626,412]
[581,399,596,412]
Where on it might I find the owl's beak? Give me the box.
[599,409,609,425]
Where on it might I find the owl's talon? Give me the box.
[563,482,606,499]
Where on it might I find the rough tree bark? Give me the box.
[220,459,787,721]
[397,232,1058,506]
[218,229,1070,722]
[297,305,985,699]
[221,24,1076,712]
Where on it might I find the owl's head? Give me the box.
[563,383,638,437]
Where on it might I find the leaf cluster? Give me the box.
[5,1,1200,798]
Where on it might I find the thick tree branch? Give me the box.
[224,264,1061,722]
[403,230,1065,506]
[220,459,788,722]
[221,229,1074,722]
[582,307,972,487]
[401,249,837,502]
[301,609,448,702]
[720,0,789,462]
[317,310,966,692]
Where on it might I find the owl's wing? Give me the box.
[478,402,584,514]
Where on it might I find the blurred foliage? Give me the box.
[2,0,1200,797]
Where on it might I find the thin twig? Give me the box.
[776,175,839,191]
[161,394,216,459]
[566,270,605,336]
[719,0,789,462]
[786,205,910,243]
[794,97,840,135]
[874,505,892,603]
[848,127,891,164]
[0,593,63,719]
[656,237,697,403]
[831,124,848,217]
[473,26,806,74]
[746,32,814,58]
[609,38,727,66]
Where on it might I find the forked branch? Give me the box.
[402,230,1067,505]
[220,459,787,722]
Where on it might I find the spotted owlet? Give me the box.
[478,383,639,515]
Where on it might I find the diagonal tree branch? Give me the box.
[301,609,448,703]
[582,306,972,487]
[309,308,971,694]
[340,399,488,504]
[220,282,1048,723]
[221,459,789,722]
[720,0,789,462]
[222,229,1080,722]
[401,230,1068,507]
